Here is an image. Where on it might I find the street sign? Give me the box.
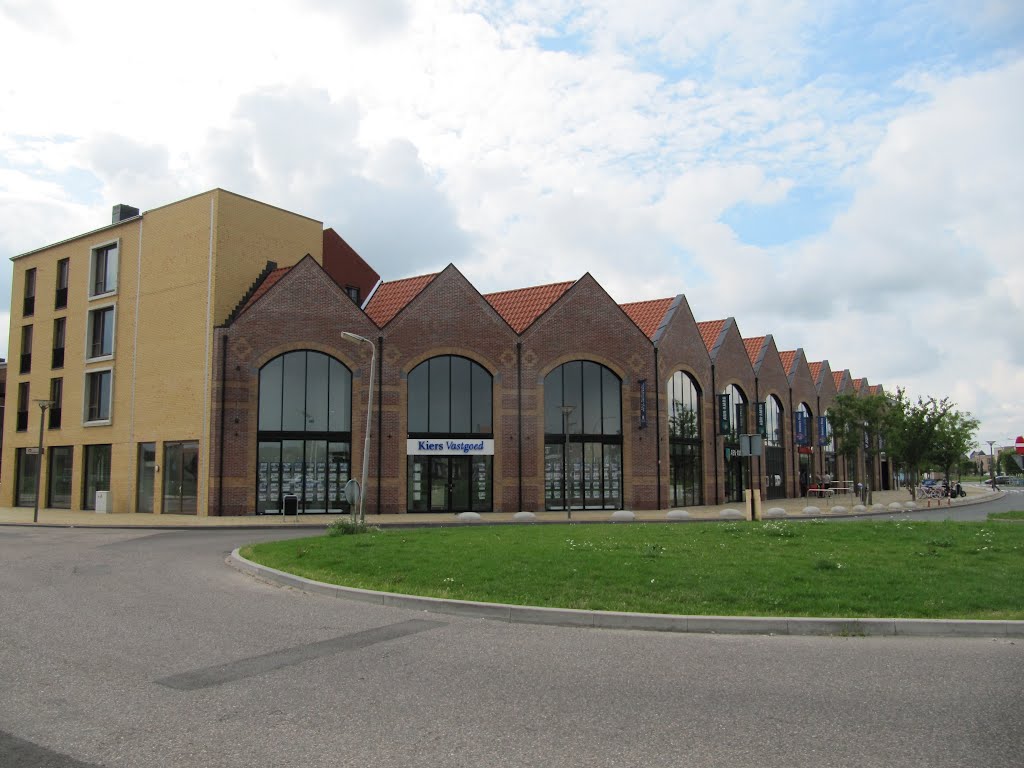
[1016,436,1024,455]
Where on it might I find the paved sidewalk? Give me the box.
[0,486,1000,529]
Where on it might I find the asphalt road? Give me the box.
[1,513,1022,767]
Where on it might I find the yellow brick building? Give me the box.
[3,190,324,515]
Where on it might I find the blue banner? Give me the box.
[718,394,731,434]
[795,412,808,445]
[817,416,828,446]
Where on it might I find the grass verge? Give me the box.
[989,511,1024,521]
[241,520,1024,620]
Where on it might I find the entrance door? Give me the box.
[428,457,473,513]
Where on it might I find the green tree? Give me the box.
[883,389,949,500]
[828,392,889,505]
[927,408,979,484]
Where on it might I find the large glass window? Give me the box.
[85,369,112,422]
[47,446,73,508]
[667,371,702,507]
[90,242,118,297]
[20,325,32,374]
[87,306,115,359]
[797,402,813,496]
[23,268,35,316]
[137,442,156,513]
[15,448,39,507]
[721,384,749,503]
[544,361,622,511]
[764,395,786,500]
[16,382,29,432]
[406,356,493,513]
[823,412,836,482]
[257,351,352,514]
[52,317,66,369]
[82,444,111,510]
[48,378,62,430]
[55,258,69,309]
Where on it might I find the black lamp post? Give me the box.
[32,400,55,523]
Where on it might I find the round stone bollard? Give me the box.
[831,505,848,515]
[764,507,787,518]
[888,502,903,511]
[666,510,690,520]
[905,501,917,510]
[872,503,886,513]
[609,510,635,522]
[802,506,821,516]
[512,511,536,522]
[456,511,481,522]
[852,504,867,514]
[719,508,744,519]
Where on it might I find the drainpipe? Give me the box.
[517,342,523,513]
[654,345,661,510]
[376,335,383,515]
[754,377,761,500]
[218,336,227,516]
[711,364,719,505]
[789,387,796,497]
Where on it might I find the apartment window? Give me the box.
[55,258,69,309]
[16,382,29,432]
[90,242,118,297]
[82,444,111,510]
[49,378,63,430]
[85,369,112,423]
[345,285,360,304]
[52,317,66,369]
[87,306,115,359]
[20,325,33,374]
[23,268,36,316]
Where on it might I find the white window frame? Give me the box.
[83,367,114,426]
[89,239,119,299]
[85,303,116,362]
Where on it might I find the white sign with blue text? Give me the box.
[407,439,495,456]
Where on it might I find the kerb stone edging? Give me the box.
[229,549,1024,639]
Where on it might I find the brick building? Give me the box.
[5,189,883,516]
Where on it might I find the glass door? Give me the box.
[163,441,199,515]
[136,443,156,512]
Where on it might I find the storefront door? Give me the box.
[428,457,472,513]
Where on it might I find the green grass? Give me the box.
[989,511,1024,521]
[241,520,1024,620]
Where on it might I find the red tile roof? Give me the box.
[853,378,865,392]
[620,298,674,340]
[808,362,823,385]
[697,320,727,353]
[833,371,846,390]
[364,273,438,327]
[779,350,797,375]
[743,336,765,366]
[869,384,882,395]
[242,267,291,312]
[484,281,574,333]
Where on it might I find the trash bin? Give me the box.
[283,494,298,516]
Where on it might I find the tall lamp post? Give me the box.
[33,400,55,523]
[560,405,575,521]
[341,332,375,525]
[986,440,997,491]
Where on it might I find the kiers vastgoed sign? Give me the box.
[407,439,495,456]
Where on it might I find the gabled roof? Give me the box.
[241,266,291,314]
[483,281,575,334]
[620,297,674,341]
[809,361,824,385]
[779,350,798,376]
[697,320,727,354]
[869,384,882,395]
[853,378,866,393]
[743,336,766,367]
[364,273,438,327]
[833,371,846,390]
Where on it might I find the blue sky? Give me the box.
[1,0,1022,447]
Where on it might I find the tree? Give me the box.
[828,392,889,505]
[883,389,949,500]
[928,408,979,483]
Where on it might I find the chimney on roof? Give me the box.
[112,204,140,224]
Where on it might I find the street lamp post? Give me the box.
[341,332,375,525]
[33,400,55,523]
[560,405,575,521]
[986,440,997,491]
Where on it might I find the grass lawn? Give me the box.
[989,510,1024,521]
[241,519,1024,620]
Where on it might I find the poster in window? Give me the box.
[317,461,326,474]
[259,462,268,473]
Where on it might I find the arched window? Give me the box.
[764,394,786,500]
[667,371,702,507]
[406,356,493,513]
[720,384,748,502]
[257,350,352,514]
[544,361,622,511]
[823,410,836,482]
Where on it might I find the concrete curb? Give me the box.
[228,549,1024,639]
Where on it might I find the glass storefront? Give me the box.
[544,361,622,511]
[15,448,39,507]
[764,395,786,500]
[721,384,749,503]
[257,350,352,514]
[137,443,156,513]
[164,441,199,515]
[47,445,73,509]
[406,355,493,513]
[667,371,702,507]
[82,444,111,510]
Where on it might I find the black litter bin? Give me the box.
[283,494,299,516]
